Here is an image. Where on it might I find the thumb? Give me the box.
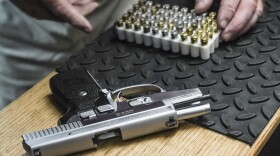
[195,0,214,13]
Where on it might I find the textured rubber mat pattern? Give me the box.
[56,0,280,145]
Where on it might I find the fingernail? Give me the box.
[222,32,232,42]
[78,20,92,32]
[84,26,92,32]
[83,23,93,32]
[220,20,228,29]
[92,2,99,9]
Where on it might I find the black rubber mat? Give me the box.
[55,0,280,145]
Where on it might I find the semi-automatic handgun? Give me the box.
[22,69,211,156]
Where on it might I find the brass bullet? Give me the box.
[122,13,129,21]
[144,24,151,33]
[191,34,198,44]
[181,32,188,41]
[213,25,218,33]
[168,22,174,30]
[134,21,141,31]
[191,22,198,29]
[125,20,132,29]
[171,30,178,39]
[155,14,161,22]
[116,18,124,27]
[187,26,194,36]
[201,36,208,46]
[130,15,137,23]
[140,18,146,26]
[162,28,169,37]
[139,0,147,6]
[209,25,214,33]
[208,31,213,39]
[152,26,159,35]
[209,12,217,19]
[202,31,207,38]
[128,9,134,16]
[207,18,212,25]
[198,29,203,38]
[205,16,209,21]
[202,23,208,31]
[158,20,164,30]
[212,20,218,27]
[192,30,198,36]
[151,6,157,15]
[141,6,147,13]
[146,1,153,8]
[133,4,140,11]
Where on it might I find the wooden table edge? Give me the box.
[1,71,279,155]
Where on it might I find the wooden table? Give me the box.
[0,72,279,156]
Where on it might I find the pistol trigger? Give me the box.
[114,91,127,102]
[114,97,127,102]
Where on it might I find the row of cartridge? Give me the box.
[115,0,220,60]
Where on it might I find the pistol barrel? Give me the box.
[176,103,211,120]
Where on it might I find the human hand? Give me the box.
[195,0,264,41]
[42,0,99,32]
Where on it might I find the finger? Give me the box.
[71,0,95,5]
[238,0,264,36]
[74,2,99,16]
[221,0,258,41]
[217,0,240,30]
[44,0,96,32]
[195,0,213,13]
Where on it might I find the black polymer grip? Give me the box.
[50,70,101,124]
[52,0,280,145]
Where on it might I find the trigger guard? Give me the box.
[112,84,165,101]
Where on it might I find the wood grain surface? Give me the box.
[0,72,279,156]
